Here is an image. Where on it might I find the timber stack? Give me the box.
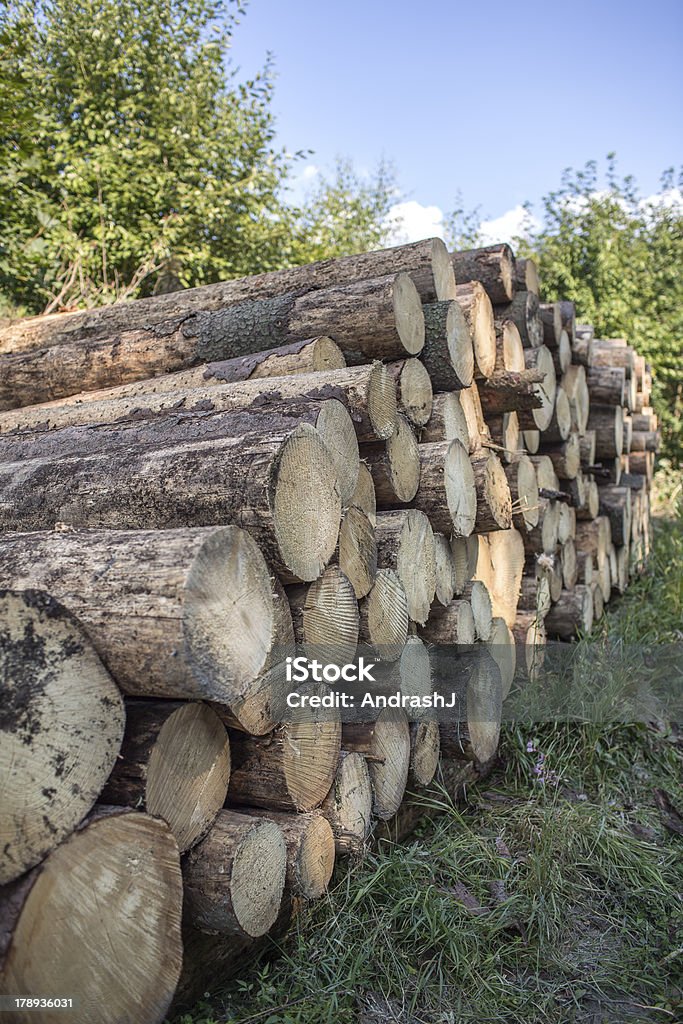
[0,237,659,1021]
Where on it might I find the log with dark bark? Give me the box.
[591,340,635,377]
[539,302,562,347]
[0,387,361,509]
[545,585,594,639]
[587,404,624,459]
[0,337,347,435]
[0,527,281,713]
[559,300,576,342]
[0,239,454,356]
[375,509,436,625]
[455,282,497,378]
[599,485,632,546]
[586,366,626,406]
[101,701,230,853]
[494,290,543,348]
[420,300,475,391]
[0,422,342,583]
[183,809,287,936]
[539,432,581,480]
[418,597,475,646]
[288,566,360,665]
[0,274,425,410]
[227,684,342,812]
[321,751,373,855]
[450,244,515,303]
[469,450,513,533]
[0,590,124,885]
[0,808,183,1024]
[477,368,546,417]
[342,708,411,820]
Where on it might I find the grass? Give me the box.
[175,477,683,1024]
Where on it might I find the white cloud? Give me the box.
[301,163,320,180]
[384,200,445,245]
[640,187,683,213]
[478,205,542,246]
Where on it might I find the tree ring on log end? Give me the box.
[367,361,399,439]
[444,440,477,537]
[230,820,287,936]
[313,399,360,506]
[272,423,342,582]
[393,273,425,354]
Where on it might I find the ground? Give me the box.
[175,473,683,1024]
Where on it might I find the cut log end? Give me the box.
[367,361,399,440]
[338,506,378,599]
[103,701,231,854]
[183,810,287,937]
[321,751,373,855]
[293,566,360,665]
[444,439,477,537]
[343,708,411,820]
[393,272,425,354]
[397,357,434,426]
[313,399,360,506]
[273,423,342,582]
[1,809,183,1024]
[359,568,409,661]
[0,590,125,885]
[409,719,441,787]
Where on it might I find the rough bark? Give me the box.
[599,485,632,546]
[539,433,581,480]
[0,273,425,410]
[586,366,626,406]
[469,450,513,533]
[418,598,475,646]
[0,526,282,712]
[587,404,624,459]
[0,239,453,355]
[477,368,546,417]
[539,302,562,347]
[0,590,124,885]
[494,290,543,348]
[544,585,593,639]
[182,809,287,937]
[450,244,515,304]
[0,337,346,435]
[0,422,342,583]
[513,257,540,296]
[516,347,557,430]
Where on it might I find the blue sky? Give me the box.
[230,0,683,240]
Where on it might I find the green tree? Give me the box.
[0,1,400,318]
[0,0,303,313]
[519,156,683,460]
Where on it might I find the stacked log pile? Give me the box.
[0,238,658,1021]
